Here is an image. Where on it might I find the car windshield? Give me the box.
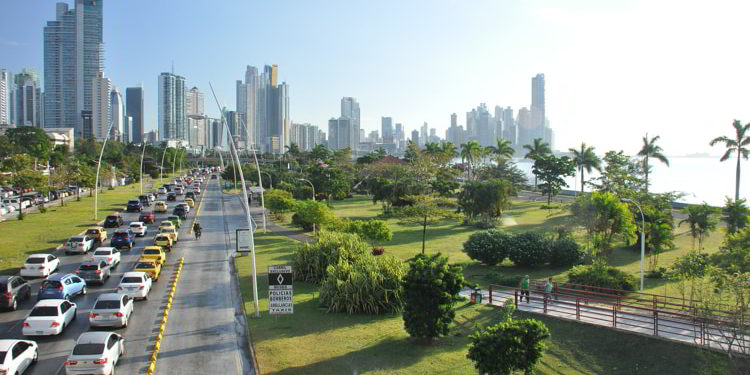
[0,351,5,363]
[128,200,139,204]
[85,229,99,235]
[26,257,45,264]
[93,250,111,256]
[71,238,83,243]
[94,300,120,309]
[156,236,169,241]
[121,277,142,283]
[79,264,99,271]
[41,280,62,289]
[113,233,127,238]
[106,216,117,221]
[130,224,141,228]
[72,343,105,356]
[136,263,154,269]
[143,250,159,255]
[29,306,59,316]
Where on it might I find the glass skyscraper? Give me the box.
[158,72,186,141]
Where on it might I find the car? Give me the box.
[75,260,111,285]
[147,193,156,202]
[174,187,184,196]
[89,293,134,328]
[167,192,176,201]
[129,222,148,237]
[159,220,176,230]
[110,229,135,250]
[90,247,120,269]
[194,187,201,195]
[138,211,156,224]
[157,187,167,195]
[153,234,173,251]
[173,206,187,220]
[154,201,168,213]
[133,260,161,281]
[177,202,190,213]
[67,236,95,255]
[22,299,77,336]
[64,332,124,375]
[185,191,195,200]
[138,195,151,207]
[160,226,179,243]
[163,184,172,192]
[0,276,31,311]
[103,214,124,228]
[126,199,143,212]
[37,274,86,301]
[211,174,217,179]
[116,272,152,300]
[20,254,59,278]
[166,215,181,228]
[184,198,195,208]
[84,227,108,245]
[0,339,38,375]
[140,247,166,266]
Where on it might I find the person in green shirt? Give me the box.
[544,277,554,302]
[519,275,530,302]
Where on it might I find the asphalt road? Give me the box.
[154,178,254,374]
[0,179,204,374]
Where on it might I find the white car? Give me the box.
[177,203,190,213]
[0,206,7,216]
[19,254,59,278]
[64,332,124,375]
[90,247,120,269]
[22,299,77,336]
[67,236,95,255]
[89,293,134,328]
[128,222,147,237]
[117,272,152,300]
[157,187,167,195]
[0,340,38,375]
[147,193,156,202]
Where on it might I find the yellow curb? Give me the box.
[151,352,158,362]
[148,361,156,373]
[154,341,160,351]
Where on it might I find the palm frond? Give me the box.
[720,148,735,162]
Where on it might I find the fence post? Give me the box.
[613,305,617,328]
[543,296,548,314]
[514,289,518,308]
[654,310,658,336]
[489,285,492,305]
[576,298,580,321]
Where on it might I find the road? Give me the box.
[0,176,233,374]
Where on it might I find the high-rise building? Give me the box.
[91,72,111,140]
[467,103,494,147]
[0,69,12,125]
[446,112,466,146]
[43,0,104,137]
[14,69,43,127]
[341,97,360,150]
[289,122,322,152]
[517,107,532,148]
[126,87,144,144]
[328,117,352,151]
[236,66,258,148]
[158,72,186,141]
[125,116,132,143]
[185,87,204,146]
[411,129,420,145]
[109,87,124,141]
[381,117,393,143]
[185,87,203,116]
[502,107,516,145]
[420,122,429,146]
[531,73,545,141]
[243,64,289,153]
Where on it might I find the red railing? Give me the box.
[487,283,750,355]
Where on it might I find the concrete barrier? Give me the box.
[147,256,185,374]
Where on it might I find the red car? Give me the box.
[138,211,156,224]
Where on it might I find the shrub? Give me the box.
[507,232,551,267]
[567,263,637,291]
[292,231,370,284]
[292,200,335,231]
[467,319,550,375]
[265,189,296,217]
[320,254,407,314]
[462,230,512,266]
[372,247,385,256]
[548,237,584,267]
[344,219,393,247]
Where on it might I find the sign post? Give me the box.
[268,265,293,314]
[236,228,251,254]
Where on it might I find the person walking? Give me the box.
[520,275,530,303]
[544,277,554,302]
[193,221,202,239]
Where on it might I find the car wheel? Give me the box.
[81,286,87,295]
[64,294,70,300]
[72,308,77,320]
[143,292,149,300]
[32,348,38,363]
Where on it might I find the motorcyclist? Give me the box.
[193,221,202,239]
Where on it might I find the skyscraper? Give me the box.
[411,129,420,145]
[185,87,204,116]
[328,117,352,151]
[381,117,393,143]
[517,107,532,148]
[0,70,12,125]
[531,73,545,141]
[43,0,104,136]
[502,107,516,145]
[242,64,290,153]
[341,97,360,150]
[91,72,111,140]
[420,122,429,146]
[14,69,43,127]
[126,87,144,144]
[158,72,186,141]
[237,66,258,148]
[109,87,124,141]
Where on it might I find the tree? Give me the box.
[6,126,52,161]
[640,196,676,270]
[12,170,46,219]
[532,155,576,206]
[710,120,750,202]
[402,253,464,341]
[345,220,393,248]
[680,203,718,251]
[710,226,750,274]
[457,178,514,226]
[394,194,460,254]
[265,189,297,218]
[309,144,332,162]
[638,134,669,193]
[722,198,750,234]
[467,319,551,375]
[403,140,420,163]
[522,138,552,188]
[490,138,515,161]
[569,143,601,194]
[459,140,482,180]
[293,200,335,232]
[1,154,35,173]
[429,167,460,197]
[570,192,637,257]
[477,159,528,190]
[592,150,645,196]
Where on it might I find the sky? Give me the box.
[2,0,750,156]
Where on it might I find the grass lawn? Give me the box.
[0,181,153,274]
[236,233,732,375]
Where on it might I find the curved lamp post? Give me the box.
[621,198,645,291]
[298,178,315,201]
[139,142,147,194]
[94,119,117,220]
[159,145,168,186]
[261,171,272,189]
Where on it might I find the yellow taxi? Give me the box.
[84,226,108,244]
[134,259,162,281]
[160,226,179,243]
[159,220,176,231]
[153,233,173,251]
[140,246,167,266]
[154,201,168,213]
[185,197,195,208]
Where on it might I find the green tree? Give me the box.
[709,120,750,202]
[640,196,676,270]
[460,140,482,180]
[710,227,750,274]
[429,167,460,197]
[457,178,514,226]
[532,155,576,206]
[722,198,750,234]
[403,140,420,163]
[345,219,393,248]
[592,150,645,196]
[570,192,637,257]
[265,189,297,218]
[0,134,17,158]
[402,253,464,341]
[12,169,46,219]
[1,154,35,173]
[440,141,458,159]
[680,203,718,251]
[638,134,669,193]
[467,319,551,375]
[477,159,528,189]
[394,194,460,254]
[309,144,332,162]
[6,126,52,161]
[293,200,335,232]
[522,138,552,188]
[569,142,601,194]
[489,138,515,161]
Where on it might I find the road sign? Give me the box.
[268,265,293,314]
[236,228,251,253]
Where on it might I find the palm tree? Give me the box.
[680,203,717,251]
[460,140,482,180]
[722,198,749,234]
[523,138,551,188]
[489,138,515,161]
[440,141,457,159]
[709,120,750,201]
[637,134,669,193]
[568,143,601,194]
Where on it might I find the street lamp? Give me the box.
[621,198,645,292]
[94,118,116,220]
[298,178,315,201]
[261,172,273,189]
[139,142,147,195]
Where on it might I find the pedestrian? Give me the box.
[520,275,530,303]
[544,277,554,302]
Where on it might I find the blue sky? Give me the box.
[2,0,750,155]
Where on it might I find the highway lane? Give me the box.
[0,177,205,374]
[154,178,254,374]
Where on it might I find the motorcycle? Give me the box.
[194,228,202,239]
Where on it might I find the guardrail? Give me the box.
[488,283,750,355]
[148,256,185,375]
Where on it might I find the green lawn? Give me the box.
[0,181,154,274]
[236,233,732,375]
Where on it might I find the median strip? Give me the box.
[147,256,185,375]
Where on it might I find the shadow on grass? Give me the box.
[386,222,475,248]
